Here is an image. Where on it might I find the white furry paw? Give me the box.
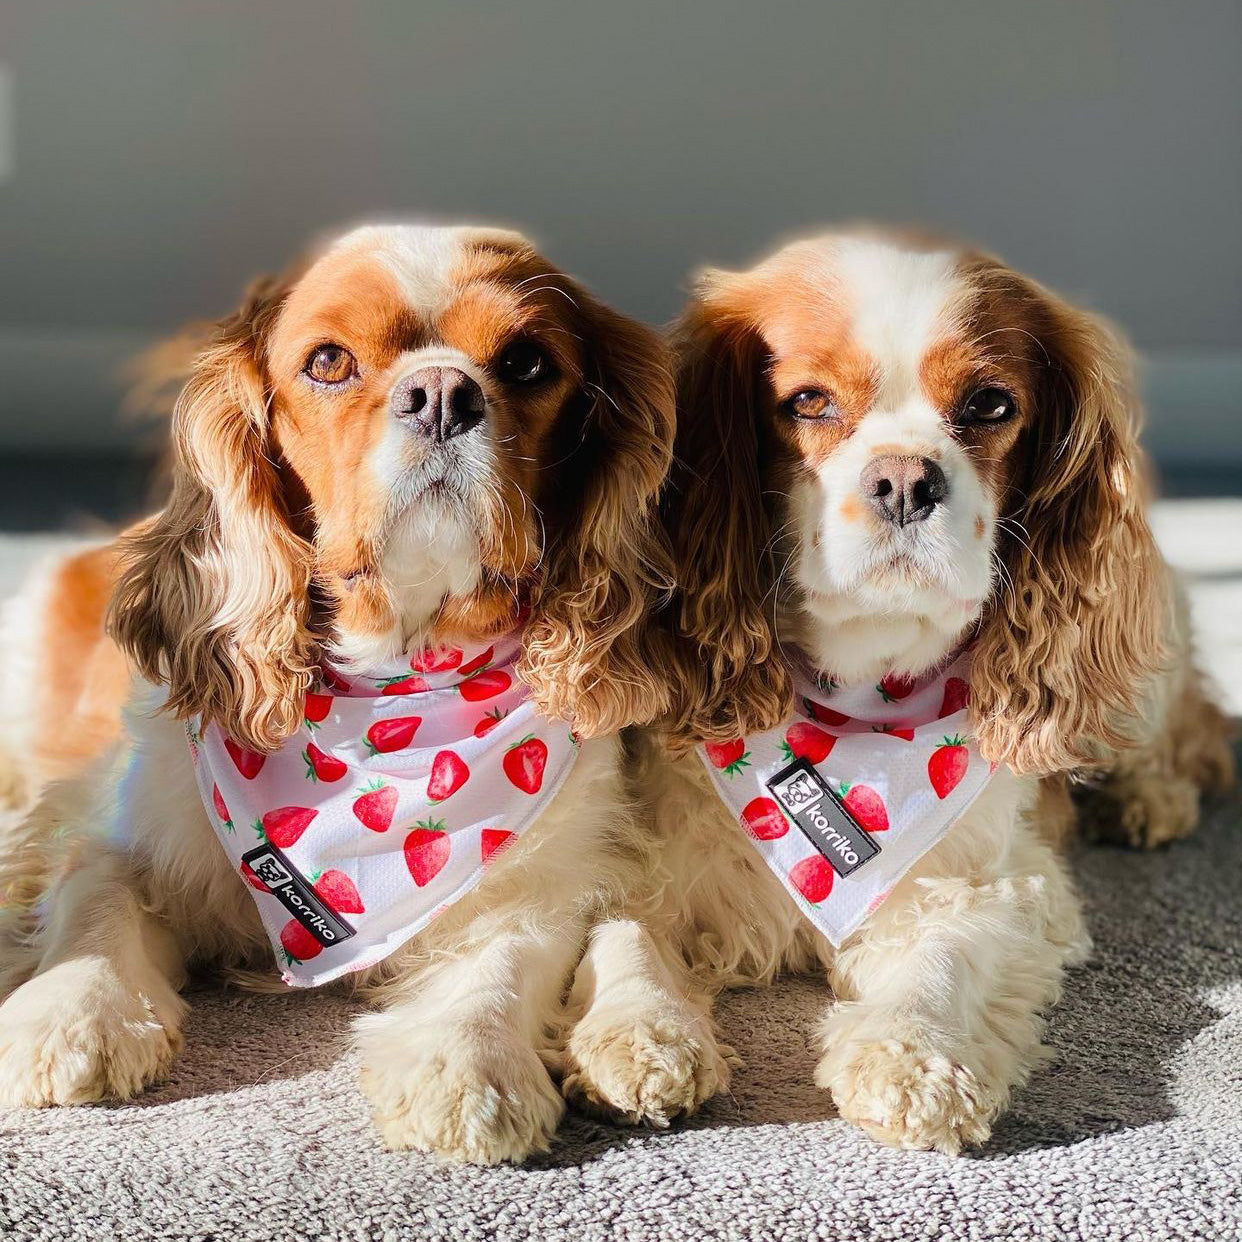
[357,1020,564,1164]
[818,1037,1000,1155]
[561,1006,735,1128]
[0,958,184,1107]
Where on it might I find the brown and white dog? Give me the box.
[0,223,676,1164]
[560,230,1233,1154]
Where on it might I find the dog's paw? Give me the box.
[1075,773,1202,850]
[357,1020,564,1164]
[0,959,184,1107]
[817,1037,999,1155]
[561,1005,735,1128]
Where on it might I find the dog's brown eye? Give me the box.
[497,340,549,384]
[305,345,356,385]
[960,387,1015,424]
[784,389,833,420]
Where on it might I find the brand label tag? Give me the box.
[241,843,356,947]
[766,758,881,877]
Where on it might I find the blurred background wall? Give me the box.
[0,0,1238,518]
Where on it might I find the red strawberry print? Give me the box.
[741,797,789,841]
[410,646,463,673]
[311,869,365,915]
[353,779,398,832]
[877,673,917,702]
[503,736,548,795]
[405,819,451,886]
[365,716,422,755]
[872,725,915,742]
[378,674,430,696]
[211,784,233,832]
[474,708,508,738]
[304,692,332,728]
[458,646,495,676]
[427,750,470,801]
[789,855,834,904]
[224,737,265,780]
[280,919,323,963]
[321,667,352,693]
[804,697,850,727]
[241,862,267,892]
[303,743,347,783]
[839,783,889,832]
[257,806,318,848]
[929,735,970,799]
[938,677,971,719]
[459,669,511,702]
[706,739,750,776]
[781,722,837,764]
[481,828,516,863]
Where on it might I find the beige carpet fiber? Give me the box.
[1,507,1240,1241]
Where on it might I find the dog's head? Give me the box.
[111,224,675,751]
[664,230,1165,773]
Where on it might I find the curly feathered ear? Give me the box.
[969,269,1166,774]
[656,280,793,744]
[517,291,676,737]
[108,276,317,753]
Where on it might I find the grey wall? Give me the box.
[1,0,1239,462]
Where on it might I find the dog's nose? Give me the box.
[392,367,485,441]
[860,455,949,527]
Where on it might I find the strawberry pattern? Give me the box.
[700,651,993,948]
[188,630,580,986]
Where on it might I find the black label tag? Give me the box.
[241,843,356,948]
[766,758,882,877]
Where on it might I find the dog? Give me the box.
[558,229,1233,1153]
[0,222,677,1165]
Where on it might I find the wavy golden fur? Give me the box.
[656,303,793,746]
[960,259,1166,774]
[108,276,317,754]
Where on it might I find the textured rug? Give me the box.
[1,511,1240,1242]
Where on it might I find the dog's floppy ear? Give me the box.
[657,276,793,744]
[109,275,317,753]
[969,267,1166,774]
[517,289,677,738]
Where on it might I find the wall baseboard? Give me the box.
[0,330,1238,466]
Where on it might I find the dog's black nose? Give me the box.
[392,367,485,441]
[860,455,949,527]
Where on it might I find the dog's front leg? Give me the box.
[816,776,1090,1154]
[559,918,734,1127]
[0,846,187,1106]
[355,913,586,1164]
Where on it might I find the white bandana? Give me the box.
[700,652,993,947]
[186,632,580,987]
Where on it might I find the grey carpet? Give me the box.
[0,777,1239,1241]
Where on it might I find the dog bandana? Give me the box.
[701,652,993,948]
[185,632,580,987]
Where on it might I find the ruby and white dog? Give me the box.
[560,231,1233,1153]
[0,223,676,1164]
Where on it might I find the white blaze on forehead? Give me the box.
[327,223,529,319]
[832,238,964,400]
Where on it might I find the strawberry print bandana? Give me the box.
[700,652,993,948]
[185,632,580,987]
